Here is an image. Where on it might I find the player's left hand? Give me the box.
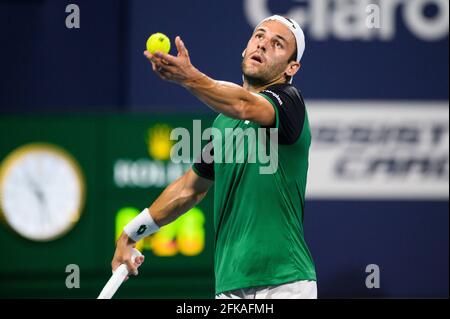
[144,36,201,85]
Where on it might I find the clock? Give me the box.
[0,143,85,241]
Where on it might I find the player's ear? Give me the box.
[285,61,300,77]
[242,49,246,58]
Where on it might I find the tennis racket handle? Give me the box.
[97,249,143,299]
[97,264,129,299]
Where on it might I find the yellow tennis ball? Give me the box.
[146,32,171,54]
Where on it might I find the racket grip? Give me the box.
[97,248,143,299]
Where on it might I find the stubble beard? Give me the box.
[241,58,285,87]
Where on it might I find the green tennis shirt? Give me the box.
[193,83,316,294]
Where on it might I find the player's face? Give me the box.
[242,20,297,84]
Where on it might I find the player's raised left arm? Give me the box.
[144,36,275,127]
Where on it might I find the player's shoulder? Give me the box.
[261,83,305,106]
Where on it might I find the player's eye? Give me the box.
[255,33,263,40]
[274,41,283,49]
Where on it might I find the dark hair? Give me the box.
[285,48,298,83]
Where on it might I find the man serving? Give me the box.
[112,15,317,299]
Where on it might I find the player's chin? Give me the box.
[243,65,263,78]
[244,60,264,70]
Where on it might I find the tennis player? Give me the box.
[111,15,317,299]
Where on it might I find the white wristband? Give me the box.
[123,208,160,242]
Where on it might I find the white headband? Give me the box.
[257,15,306,63]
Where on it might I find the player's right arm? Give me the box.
[111,168,213,274]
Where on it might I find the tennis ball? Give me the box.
[146,32,171,54]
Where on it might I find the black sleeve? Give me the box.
[192,139,215,181]
[259,84,306,145]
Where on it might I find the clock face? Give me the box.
[0,143,85,241]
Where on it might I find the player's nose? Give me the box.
[257,40,267,52]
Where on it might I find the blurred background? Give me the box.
[0,0,448,298]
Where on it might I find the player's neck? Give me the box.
[243,76,286,93]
